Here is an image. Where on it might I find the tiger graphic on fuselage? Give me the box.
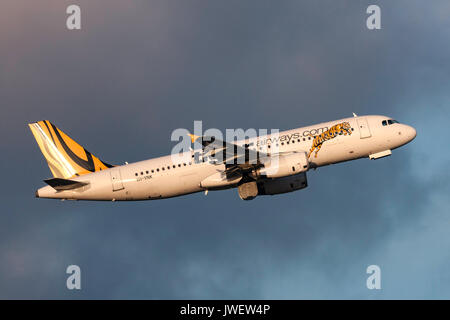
[307,122,352,158]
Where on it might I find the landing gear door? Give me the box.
[110,168,125,191]
[357,118,372,139]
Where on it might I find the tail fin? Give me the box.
[28,120,114,179]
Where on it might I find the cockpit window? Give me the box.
[382,119,399,126]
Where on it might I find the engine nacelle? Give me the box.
[257,152,309,179]
[257,172,308,195]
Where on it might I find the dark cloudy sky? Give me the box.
[1,0,449,299]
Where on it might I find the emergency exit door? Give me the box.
[110,168,124,191]
[357,118,372,139]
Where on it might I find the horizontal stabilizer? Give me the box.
[44,178,89,191]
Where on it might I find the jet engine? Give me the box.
[238,172,308,200]
[257,172,308,195]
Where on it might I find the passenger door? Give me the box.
[110,168,125,191]
[357,118,372,139]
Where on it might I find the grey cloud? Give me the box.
[0,0,449,299]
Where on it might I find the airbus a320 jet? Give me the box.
[29,114,416,201]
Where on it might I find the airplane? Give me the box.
[29,114,416,201]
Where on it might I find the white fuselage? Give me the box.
[35,115,416,201]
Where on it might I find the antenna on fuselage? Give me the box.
[352,112,358,118]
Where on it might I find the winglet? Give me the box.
[188,133,200,143]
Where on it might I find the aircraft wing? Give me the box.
[189,135,269,176]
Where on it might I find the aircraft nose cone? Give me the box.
[408,125,417,141]
[35,190,40,198]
